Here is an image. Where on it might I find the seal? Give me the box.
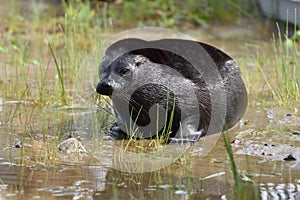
[96,38,247,143]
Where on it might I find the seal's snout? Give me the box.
[96,80,113,96]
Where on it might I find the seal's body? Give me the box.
[96,38,247,142]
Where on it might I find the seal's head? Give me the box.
[96,54,149,96]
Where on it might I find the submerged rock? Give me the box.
[58,138,87,154]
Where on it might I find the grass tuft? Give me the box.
[48,40,67,105]
[222,132,241,197]
[253,23,299,106]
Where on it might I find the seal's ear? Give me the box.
[134,55,148,67]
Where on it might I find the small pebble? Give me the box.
[266,108,275,119]
[231,139,241,144]
[175,190,187,195]
[12,141,22,148]
[292,130,300,135]
[239,120,249,126]
[283,153,297,161]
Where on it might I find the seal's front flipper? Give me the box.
[103,123,128,140]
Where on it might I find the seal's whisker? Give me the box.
[119,91,143,111]
[83,82,99,100]
[102,96,113,107]
[118,91,151,120]
[96,104,114,116]
[95,95,114,116]
[83,82,112,106]
[83,82,114,116]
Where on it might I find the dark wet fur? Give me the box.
[96,39,248,142]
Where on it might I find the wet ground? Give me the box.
[1,0,300,199]
[1,102,300,199]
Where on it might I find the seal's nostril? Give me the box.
[95,83,101,93]
[96,81,113,96]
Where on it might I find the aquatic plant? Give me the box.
[222,132,261,199]
[222,132,241,197]
[256,23,300,106]
[48,41,67,105]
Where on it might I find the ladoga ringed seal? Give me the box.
[96,38,247,143]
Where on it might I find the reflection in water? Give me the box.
[0,104,300,198]
[260,183,300,200]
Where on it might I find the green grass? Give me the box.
[254,23,300,106]
[48,41,67,105]
[107,0,255,27]
[222,132,241,195]
[0,0,257,107]
[0,1,112,174]
[222,132,261,199]
[0,1,108,107]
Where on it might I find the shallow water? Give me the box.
[1,104,300,199]
[1,0,300,199]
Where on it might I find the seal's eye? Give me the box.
[119,68,130,76]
